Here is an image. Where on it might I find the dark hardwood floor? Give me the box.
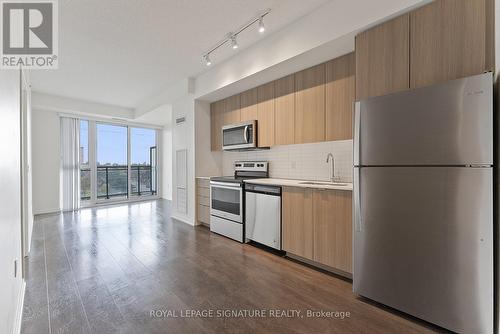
[21,199,444,334]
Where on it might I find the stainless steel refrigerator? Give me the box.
[353,73,493,334]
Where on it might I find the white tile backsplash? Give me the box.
[222,140,353,182]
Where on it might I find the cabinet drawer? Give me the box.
[197,187,210,197]
[197,204,210,224]
[196,178,210,188]
[197,195,209,207]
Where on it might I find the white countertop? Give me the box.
[244,178,353,191]
[196,176,212,180]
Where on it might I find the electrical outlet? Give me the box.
[291,161,296,169]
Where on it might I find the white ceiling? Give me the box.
[30,0,330,108]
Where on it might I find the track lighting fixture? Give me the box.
[201,9,270,66]
[230,34,239,49]
[203,54,211,66]
[258,16,265,33]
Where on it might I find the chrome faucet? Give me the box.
[326,153,339,183]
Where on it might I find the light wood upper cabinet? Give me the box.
[210,100,224,151]
[282,187,314,260]
[240,88,258,122]
[223,94,240,125]
[257,82,275,147]
[313,190,353,274]
[326,52,355,141]
[355,14,410,100]
[274,74,295,146]
[410,0,494,89]
[295,63,325,144]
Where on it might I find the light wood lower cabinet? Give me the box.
[313,189,352,273]
[282,187,352,274]
[282,187,314,260]
[196,178,211,226]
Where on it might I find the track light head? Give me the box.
[258,16,265,33]
[230,34,238,49]
[203,54,212,66]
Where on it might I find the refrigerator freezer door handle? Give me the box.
[354,168,362,232]
[353,102,360,166]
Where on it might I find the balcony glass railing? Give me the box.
[80,165,156,200]
[80,168,91,200]
[130,165,156,196]
[97,165,128,199]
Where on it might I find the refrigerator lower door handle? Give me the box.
[354,167,362,232]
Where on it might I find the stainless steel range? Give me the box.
[210,161,268,242]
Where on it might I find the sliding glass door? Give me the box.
[80,120,91,202]
[79,120,158,205]
[96,123,128,200]
[130,127,157,197]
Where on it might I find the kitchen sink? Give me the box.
[299,181,349,187]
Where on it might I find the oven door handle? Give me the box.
[210,182,242,189]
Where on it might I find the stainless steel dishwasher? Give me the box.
[245,183,281,250]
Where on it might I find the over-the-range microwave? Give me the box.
[222,120,257,150]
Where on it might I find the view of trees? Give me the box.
[79,120,157,201]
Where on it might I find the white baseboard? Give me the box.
[33,208,61,216]
[13,280,26,334]
[171,214,195,226]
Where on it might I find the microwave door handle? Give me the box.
[243,125,249,143]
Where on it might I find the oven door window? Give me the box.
[211,186,240,216]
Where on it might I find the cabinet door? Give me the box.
[223,94,240,125]
[257,81,275,147]
[410,0,494,89]
[355,14,409,99]
[313,189,352,273]
[240,88,258,122]
[275,74,295,145]
[210,100,224,151]
[282,187,313,260]
[295,63,325,144]
[326,52,355,141]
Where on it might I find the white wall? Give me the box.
[31,108,61,214]
[222,140,353,182]
[21,74,34,256]
[0,69,23,334]
[171,95,196,225]
[161,123,173,200]
[32,92,134,119]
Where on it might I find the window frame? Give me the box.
[78,118,160,208]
